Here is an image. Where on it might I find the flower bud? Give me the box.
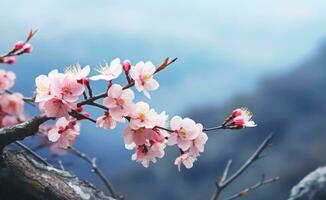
[22,43,33,53]
[14,41,25,50]
[122,59,131,72]
[4,56,16,64]
[76,106,83,112]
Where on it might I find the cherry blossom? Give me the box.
[35,69,58,102]
[129,61,159,98]
[225,107,256,129]
[131,142,166,168]
[103,84,134,122]
[64,64,90,81]
[96,112,116,130]
[47,117,80,148]
[129,101,157,129]
[1,115,20,127]
[51,73,84,103]
[90,58,122,81]
[0,93,24,116]
[168,116,202,151]
[39,97,73,118]
[0,69,16,92]
[189,131,208,156]
[174,153,197,171]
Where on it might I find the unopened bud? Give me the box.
[4,56,16,64]
[22,43,33,53]
[14,41,25,50]
[122,59,131,72]
[76,106,83,112]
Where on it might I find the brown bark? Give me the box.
[0,149,112,200]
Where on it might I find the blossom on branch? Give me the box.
[223,107,257,129]
[103,84,134,122]
[90,58,122,81]
[130,61,159,98]
[0,69,16,92]
[47,117,80,148]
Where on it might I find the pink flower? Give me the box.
[168,116,202,151]
[129,61,159,98]
[103,84,134,122]
[1,115,19,127]
[124,126,157,147]
[129,101,157,129]
[96,112,116,130]
[90,58,122,81]
[0,70,16,92]
[0,93,24,116]
[39,97,73,118]
[64,64,90,81]
[225,107,257,129]
[189,131,208,156]
[51,73,84,103]
[132,142,166,168]
[47,117,80,149]
[174,153,197,171]
[35,70,58,102]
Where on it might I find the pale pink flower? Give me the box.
[1,115,19,127]
[35,70,58,102]
[124,126,157,147]
[129,101,157,129]
[90,58,122,81]
[47,117,80,149]
[39,97,73,118]
[132,142,166,168]
[168,116,202,151]
[189,131,208,156]
[64,64,90,81]
[0,93,24,116]
[0,70,16,92]
[103,84,134,122]
[96,112,116,130]
[174,153,197,171]
[129,61,159,98]
[51,73,84,103]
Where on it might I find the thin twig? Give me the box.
[68,146,118,198]
[223,176,280,200]
[14,141,51,166]
[210,134,274,200]
[58,160,65,170]
[203,125,225,132]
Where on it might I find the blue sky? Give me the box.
[1,0,326,114]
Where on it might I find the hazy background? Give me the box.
[1,0,326,199]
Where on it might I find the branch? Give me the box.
[0,115,52,150]
[0,149,112,200]
[68,146,120,199]
[210,134,275,200]
[223,176,280,200]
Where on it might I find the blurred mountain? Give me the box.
[113,42,326,200]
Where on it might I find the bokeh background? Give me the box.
[1,0,326,199]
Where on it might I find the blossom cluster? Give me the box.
[0,69,25,127]
[34,58,257,170]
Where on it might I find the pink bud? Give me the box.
[233,116,244,128]
[14,41,25,50]
[76,106,83,112]
[4,56,16,64]
[22,43,33,53]
[232,108,243,117]
[122,59,131,72]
